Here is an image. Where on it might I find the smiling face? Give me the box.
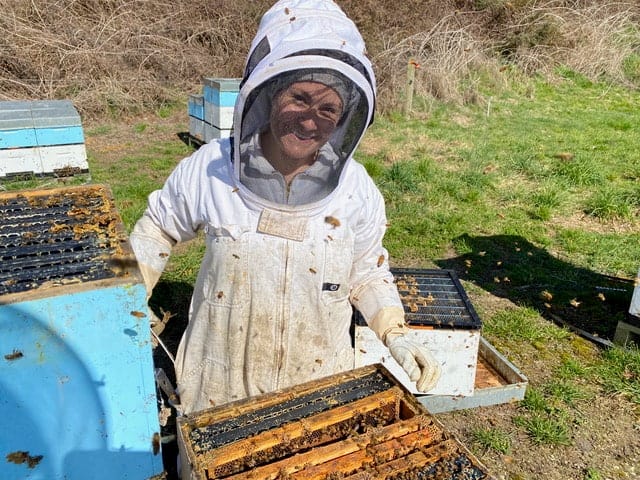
[262,81,344,171]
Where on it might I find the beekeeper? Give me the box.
[130,0,441,416]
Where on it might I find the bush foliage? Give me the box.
[0,0,638,118]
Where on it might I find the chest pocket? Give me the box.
[320,235,354,306]
[203,224,250,307]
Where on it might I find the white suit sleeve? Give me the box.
[130,213,175,296]
[348,170,404,338]
[130,150,206,295]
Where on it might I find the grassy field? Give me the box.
[4,71,639,479]
[85,72,639,479]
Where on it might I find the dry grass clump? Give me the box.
[0,0,270,117]
[373,14,498,111]
[495,2,640,84]
[0,0,638,119]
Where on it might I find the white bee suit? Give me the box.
[134,138,401,414]
[130,0,409,417]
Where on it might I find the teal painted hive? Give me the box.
[0,185,163,480]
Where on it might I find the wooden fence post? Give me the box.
[404,59,419,116]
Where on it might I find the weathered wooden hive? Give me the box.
[178,365,494,480]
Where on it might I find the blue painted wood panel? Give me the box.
[0,283,163,480]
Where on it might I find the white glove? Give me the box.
[386,331,441,393]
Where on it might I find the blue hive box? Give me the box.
[0,185,164,480]
[188,78,240,143]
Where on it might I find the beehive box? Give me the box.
[0,185,163,480]
[188,78,240,144]
[420,337,528,414]
[355,269,482,397]
[178,365,494,480]
[0,99,89,178]
[189,94,206,142]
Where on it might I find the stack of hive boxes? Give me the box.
[188,78,240,143]
[0,100,89,179]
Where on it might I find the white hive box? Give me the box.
[188,94,205,143]
[354,268,482,397]
[0,99,89,178]
[0,185,163,480]
[187,78,240,144]
[202,78,240,141]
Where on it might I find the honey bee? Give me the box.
[540,290,553,301]
[569,298,581,308]
[130,310,146,318]
[4,350,23,361]
[217,291,224,299]
[309,267,317,274]
[377,255,385,267]
[324,216,341,228]
[152,432,161,455]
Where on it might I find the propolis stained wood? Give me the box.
[178,365,494,480]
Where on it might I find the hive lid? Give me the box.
[355,268,482,330]
[0,184,141,300]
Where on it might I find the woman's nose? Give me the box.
[298,114,318,131]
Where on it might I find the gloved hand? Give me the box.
[369,306,442,393]
[385,330,441,393]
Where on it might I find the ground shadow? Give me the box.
[176,131,203,150]
[436,234,634,343]
[149,279,193,480]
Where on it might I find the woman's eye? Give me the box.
[292,94,307,104]
[321,106,340,121]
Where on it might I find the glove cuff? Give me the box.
[369,306,407,346]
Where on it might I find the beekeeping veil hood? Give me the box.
[233,0,376,208]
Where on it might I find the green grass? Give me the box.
[514,412,572,445]
[69,68,640,452]
[471,426,512,454]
